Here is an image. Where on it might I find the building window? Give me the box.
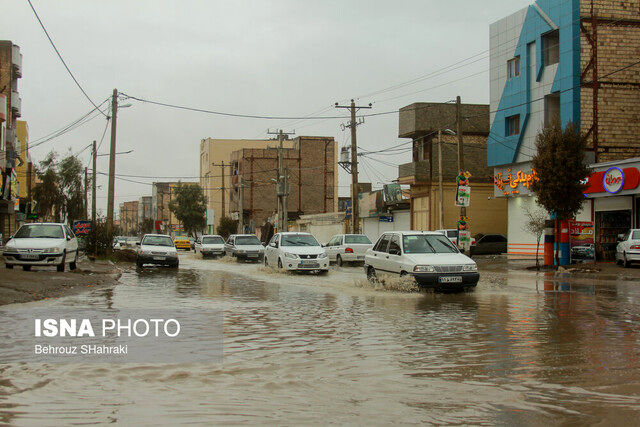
[506,115,520,136]
[544,93,560,126]
[507,56,520,79]
[543,30,559,66]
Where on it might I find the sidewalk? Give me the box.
[0,258,122,306]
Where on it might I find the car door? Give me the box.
[64,225,78,258]
[266,234,278,264]
[369,234,391,271]
[386,234,403,274]
[325,236,337,261]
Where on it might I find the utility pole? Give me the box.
[92,140,97,255]
[267,129,295,232]
[220,161,225,219]
[438,129,444,230]
[335,99,372,234]
[106,88,118,233]
[84,167,88,219]
[456,96,466,218]
[238,177,244,234]
[283,165,289,231]
[27,161,32,215]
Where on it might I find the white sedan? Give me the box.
[616,229,640,268]
[136,234,179,268]
[2,223,79,272]
[264,232,329,274]
[364,231,478,289]
[324,234,373,266]
[195,235,226,258]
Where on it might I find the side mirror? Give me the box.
[66,235,72,241]
[136,242,141,246]
[269,242,276,247]
[618,234,626,242]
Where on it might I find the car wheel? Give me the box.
[318,269,328,275]
[22,265,31,271]
[278,257,283,269]
[69,253,77,271]
[366,266,377,283]
[136,259,144,269]
[624,252,631,268]
[337,255,343,267]
[264,255,268,267]
[5,264,13,269]
[57,253,66,272]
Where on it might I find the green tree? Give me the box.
[32,153,63,222]
[168,183,207,237]
[217,216,238,239]
[58,153,85,225]
[531,122,590,264]
[140,218,155,235]
[522,206,547,270]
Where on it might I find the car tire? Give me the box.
[264,255,268,267]
[22,265,31,272]
[57,253,66,272]
[70,253,77,271]
[136,259,144,269]
[623,252,631,268]
[278,257,283,270]
[5,264,13,269]
[337,255,343,267]
[318,269,328,275]
[366,266,377,283]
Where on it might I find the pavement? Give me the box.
[0,257,122,306]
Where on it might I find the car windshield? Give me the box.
[403,235,458,254]
[235,236,261,245]
[281,234,319,247]
[142,236,174,247]
[345,235,372,244]
[117,237,127,242]
[446,230,458,238]
[202,236,224,244]
[126,237,139,242]
[14,224,64,239]
[633,230,640,240]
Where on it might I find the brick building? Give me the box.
[0,40,22,242]
[398,102,507,235]
[228,136,337,230]
[138,196,152,222]
[489,0,640,259]
[119,200,139,235]
[152,182,181,232]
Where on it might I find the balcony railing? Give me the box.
[11,91,21,117]
[398,160,430,183]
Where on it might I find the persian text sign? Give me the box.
[493,165,538,197]
[73,220,92,236]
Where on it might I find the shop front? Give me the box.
[584,158,640,260]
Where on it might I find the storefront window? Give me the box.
[596,210,631,260]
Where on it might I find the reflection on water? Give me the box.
[1,261,640,424]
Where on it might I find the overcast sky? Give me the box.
[3,0,532,217]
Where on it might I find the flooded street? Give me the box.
[2,253,640,424]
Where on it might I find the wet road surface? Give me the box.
[1,253,640,424]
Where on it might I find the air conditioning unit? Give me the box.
[11,91,21,117]
[340,146,350,163]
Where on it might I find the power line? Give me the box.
[26,0,107,117]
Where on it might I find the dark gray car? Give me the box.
[470,234,507,256]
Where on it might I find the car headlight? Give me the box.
[318,252,328,258]
[45,247,63,253]
[284,252,298,259]
[462,264,478,272]
[413,265,436,272]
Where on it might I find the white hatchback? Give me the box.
[324,234,373,266]
[264,232,329,274]
[2,223,79,272]
[195,235,226,258]
[364,231,478,289]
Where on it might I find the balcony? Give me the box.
[398,160,430,185]
[11,91,21,117]
[12,45,22,78]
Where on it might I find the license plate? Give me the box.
[22,254,39,260]
[356,256,364,260]
[247,254,258,258]
[299,262,319,268]
[153,256,166,261]
[439,276,462,284]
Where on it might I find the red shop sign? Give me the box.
[584,167,640,195]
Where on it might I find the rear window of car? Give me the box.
[345,235,372,244]
[202,236,224,244]
[14,224,64,239]
[446,230,458,238]
[633,231,640,240]
[142,236,174,247]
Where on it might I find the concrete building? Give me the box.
[138,196,152,222]
[228,136,337,231]
[119,200,139,235]
[151,182,181,232]
[0,40,22,242]
[489,0,640,259]
[398,102,508,235]
[199,138,296,234]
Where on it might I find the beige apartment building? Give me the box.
[119,200,139,235]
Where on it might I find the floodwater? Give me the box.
[2,254,640,424]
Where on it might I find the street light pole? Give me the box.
[438,129,444,230]
[106,88,118,234]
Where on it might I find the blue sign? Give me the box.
[379,215,393,223]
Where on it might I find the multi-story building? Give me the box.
[119,200,139,235]
[489,0,640,259]
[138,196,152,222]
[152,181,192,233]
[228,136,338,230]
[0,40,22,242]
[199,138,296,234]
[15,120,34,225]
[397,102,507,234]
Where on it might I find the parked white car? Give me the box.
[264,232,329,274]
[324,234,373,266]
[616,229,640,268]
[195,235,225,258]
[364,231,478,289]
[136,234,179,268]
[2,223,79,272]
